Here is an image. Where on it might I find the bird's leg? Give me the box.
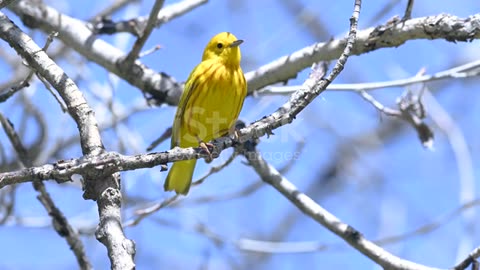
[197,136,214,163]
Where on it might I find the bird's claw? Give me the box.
[199,141,215,163]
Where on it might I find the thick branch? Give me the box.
[245,13,480,92]
[0,147,215,188]
[0,11,134,269]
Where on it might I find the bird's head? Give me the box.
[202,32,243,67]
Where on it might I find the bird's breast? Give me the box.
[179,60,246,146]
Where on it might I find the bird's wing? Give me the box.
[171,64,201,148]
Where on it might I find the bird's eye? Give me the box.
[216,43,223,49]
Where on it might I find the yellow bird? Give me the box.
[164,32,247,195]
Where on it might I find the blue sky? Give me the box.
[0,0,480,269]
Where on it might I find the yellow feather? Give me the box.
[164,160,196,195]
[164,32,247,195]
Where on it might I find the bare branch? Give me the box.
[123,0,165,65]
[9,0,183,106]
[0,69,34,102]
[236,238,329,253]
[139,44,162,58]
[0,112,92,270]
[357,89,434,149]
[0,0,358,193]
[240,146,438,269]
[0,11,135,269]
[0,185,16,224]
[246,13,480,93]
[124,152,237,226]
[403,0,414,20]
[258,59,480,95]
[178,141,303,207]
[357,89,402,117]
[367,0,402,25]
[9,0,480,106]
[147,127,172,151]
[90,0,140,21]
[93,0,207,36]
[238,2,436,268]
[376,199,480,247]
[454,247,480,270]
[34,182,92,269]
[152,0,207,26]
[278,0,330,40]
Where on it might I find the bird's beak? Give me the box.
[228,39,243,48]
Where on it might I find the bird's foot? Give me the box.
[199,141,215,163]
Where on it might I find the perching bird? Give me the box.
[164,32,247,195]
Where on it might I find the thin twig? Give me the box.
[0,185,16,224]
[0,70,34,102]
[36,32,68,112]
[367,0,402,25]
[139,44,162,58]
[0,112,92,270]
[257,59,480,96]
[123,0,165,65]
[356,88,434,149]
[403,0,414,20]
[125,152,238,226]
[147,127,172,151]
[92,0,207,36]
[124,194,180,227]
[191,152,238,186]
[357,89,402,117]
[177,141,305,207]
[376,199,480,246]
[90,0,139,21]
[37,75,68,112]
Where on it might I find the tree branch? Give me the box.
[454,247,480,270]
[257,59,480,95]
[240,146,438,269]
[0,112,92,270]
[240,1,436,269]
[0,0,356,194]
[9,0,183,105]
[246,13,480,93]
[9,0,480,105]
[93,0,207,36]
[122,0,165,65]
[0,11,135,269]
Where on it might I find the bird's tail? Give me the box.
[164,159,197,195]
